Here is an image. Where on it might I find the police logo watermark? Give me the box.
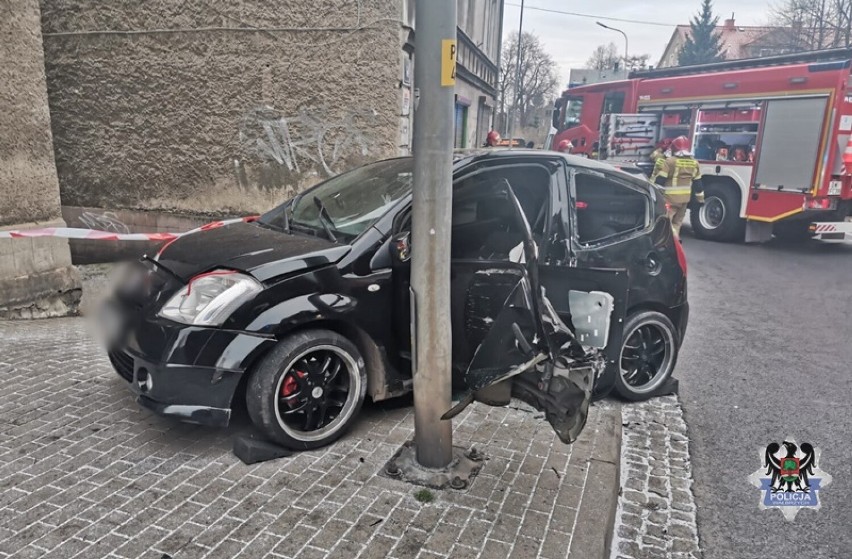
[748,438,831,521]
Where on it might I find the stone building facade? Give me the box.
[38,0,503,218]
[453,0,503,148]
[1,0,80,318]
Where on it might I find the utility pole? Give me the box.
[507,0,525,144]
[410,0,456,469]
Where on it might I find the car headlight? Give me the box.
[158,270,263,326]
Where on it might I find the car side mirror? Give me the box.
[389,232,411,263]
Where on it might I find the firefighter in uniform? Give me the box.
[649,138,672,165]
[556,139,573,153]
[650,135,704,237]
[485,130,501,147]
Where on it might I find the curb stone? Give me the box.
[568,404,622,558]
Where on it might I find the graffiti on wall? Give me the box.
[78,211,130,234]
[238,106,379,189]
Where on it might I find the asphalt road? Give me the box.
[676,223,852,559]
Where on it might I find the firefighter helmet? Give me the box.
[671,135,691,154]
[556,139,573,153]
[486,130,501,146]
[656,137,673,150]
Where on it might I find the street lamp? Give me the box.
[596,21,629,70]
[507,0,525,145]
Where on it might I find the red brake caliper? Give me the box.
[281,371,306,402]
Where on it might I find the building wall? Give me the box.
[457,0,501,61]
[454,0,502,148]
[1,0,80,318]
[39,0,405,215]
[658,32,686,68]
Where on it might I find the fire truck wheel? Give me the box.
[614,311,678,401]
[691,184,744,242]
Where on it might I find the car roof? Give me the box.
[371,150,650,187]
[451,148,650,183]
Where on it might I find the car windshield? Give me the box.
[259,158,413,242]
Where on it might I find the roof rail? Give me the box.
[630,47,852,79]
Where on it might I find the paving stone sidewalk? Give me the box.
[0,317,621,559]
[610,396,702,559]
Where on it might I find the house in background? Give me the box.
[658,17,792,68]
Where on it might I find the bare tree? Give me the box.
[498,31,560,132]
[627,54,652,70]
[585,43,651,71]
[771,0,852,51]
[586,43,621,70]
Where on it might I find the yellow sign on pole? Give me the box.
[441,39,457,86]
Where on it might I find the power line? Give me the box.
[503,2,678,28]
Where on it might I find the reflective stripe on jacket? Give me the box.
[651,155,701,196]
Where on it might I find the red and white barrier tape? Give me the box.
[0,216,259,241]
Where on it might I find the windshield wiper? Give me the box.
[312,196,338,243]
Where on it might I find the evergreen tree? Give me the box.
[678,0,726,65]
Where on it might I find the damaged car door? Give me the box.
[440,173,626,444]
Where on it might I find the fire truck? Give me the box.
[550,48,852,242]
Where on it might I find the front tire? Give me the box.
[691,184,745,242]
[614,311,679,401]
[247,329,367,450]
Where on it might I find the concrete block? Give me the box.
[0,252,15,278]
[12,238,36,276]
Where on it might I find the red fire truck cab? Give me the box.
[551,49,852,242]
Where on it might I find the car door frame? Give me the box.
[550,162,642,397]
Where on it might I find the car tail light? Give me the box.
[674,236,687,276]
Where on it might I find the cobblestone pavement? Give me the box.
[610,396,701,559]
[0,317,619,559]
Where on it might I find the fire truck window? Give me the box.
[574,173,649,244]
[563,98,584,129]
[602,92,625,115]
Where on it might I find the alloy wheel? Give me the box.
[273,345,361,442]
[620,320,675,395]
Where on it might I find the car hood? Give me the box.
[156,221,351,282]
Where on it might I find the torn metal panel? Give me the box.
[568,290,614,349]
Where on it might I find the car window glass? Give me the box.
[451,165,550,260]
[574,172,650,245]
[260,158,413,241]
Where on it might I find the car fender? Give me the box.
[244,292,359,336]
[241,291,403,402]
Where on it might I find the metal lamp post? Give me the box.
[507,0,525,145]
[596,21,629,70]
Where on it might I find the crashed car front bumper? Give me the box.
[108,349,240,427]
[106,315,276,427]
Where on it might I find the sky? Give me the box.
[501,0,773,86]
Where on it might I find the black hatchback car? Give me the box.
[105,150,688,449]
